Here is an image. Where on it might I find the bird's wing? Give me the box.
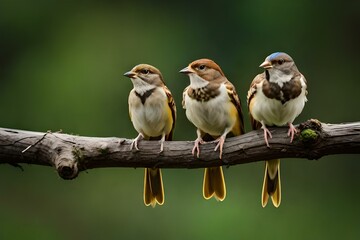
[225,81,245,135]
[247,73,265,130]
[164,85,176,141]
[182,86,189,110]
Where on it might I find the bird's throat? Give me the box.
[189,74,209,89]
[135,88,155,105]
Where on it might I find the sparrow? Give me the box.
[180,59,244,201]
[124,64,176,207]
[247,52,308,207]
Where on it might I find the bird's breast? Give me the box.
[187,85,220,102]
[129,88,172,137]
[184,84,237,136]
[251,78,307,126]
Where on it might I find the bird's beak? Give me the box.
[179,67,195,74]
[259,60,273,69]
[124,71,136,78]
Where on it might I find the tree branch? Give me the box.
[1,119,359,180]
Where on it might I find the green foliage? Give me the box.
[96,146,110,155]
[1,0,360,239]
[300,129,318,142]
[72,146,84,163]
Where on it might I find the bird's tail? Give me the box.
[203,167,226,201]
[262,159,281,207]
[144,168,164,207]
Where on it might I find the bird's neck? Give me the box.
[189,74,209,89]
[134,88,156,105]
[131,78,156,95]
[266,69,293,88]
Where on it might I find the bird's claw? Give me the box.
[213,136,225,159]
[130,134,143,151]
[287,123,297,143]
[262,127,272,147]
[159,141,164,153]
[130,140,139,151]
[192,138,204,158]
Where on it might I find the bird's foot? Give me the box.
[213,135,226,159]
[159,139,167,154]
[130,134,144,151]
[262,126,272,147]
[192,137,204,158]
[287,123,297,143]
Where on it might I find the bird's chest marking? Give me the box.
[185,85,234,136]
[135,88,155,104]
[187,86,220,102]
[262,79,302,104]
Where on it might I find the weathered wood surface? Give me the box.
[0,119,359,179]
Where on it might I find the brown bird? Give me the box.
[124,64,176,207]
[247,52,308,207]
[180,59,244,201]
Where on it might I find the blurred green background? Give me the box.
[1,0,359,239]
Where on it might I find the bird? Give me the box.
[180,58,244,201]
[247,52,308,207]
[124,64,176,207]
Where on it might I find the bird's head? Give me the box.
[180,59,225,88]
[260,52,297,73]
[124,64,164,91]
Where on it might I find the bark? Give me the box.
[0,119,359,180]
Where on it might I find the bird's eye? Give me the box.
[199,65,206,70]
[141,69,150,74]
[278,59,285,65]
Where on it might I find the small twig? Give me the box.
[9,163,24,171]
[52,134,77,144]
[22,131,50,153]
